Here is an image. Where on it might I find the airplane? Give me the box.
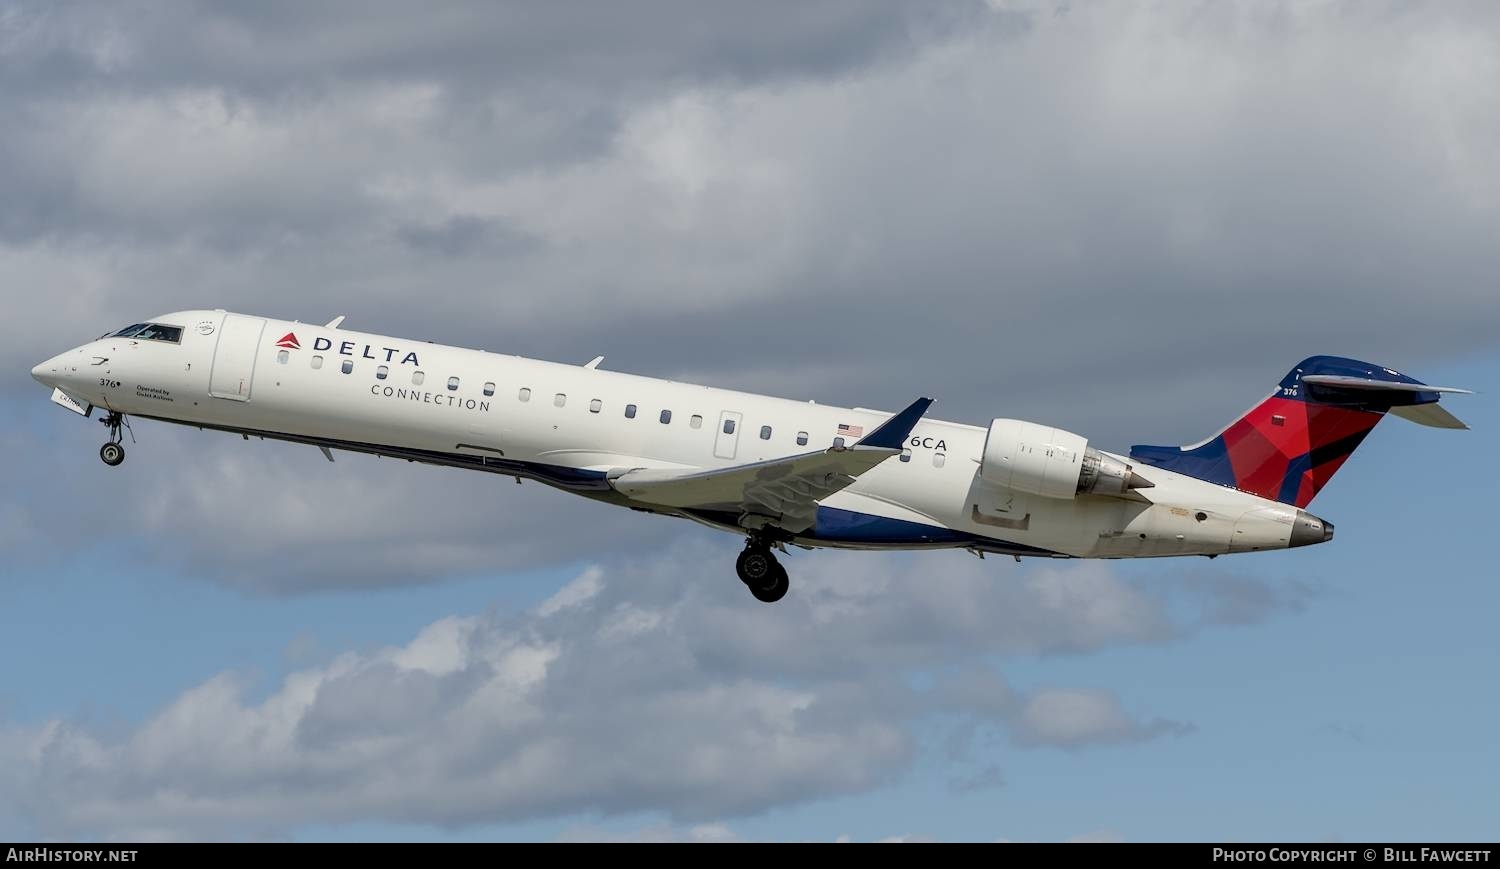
[30,309,1471,603]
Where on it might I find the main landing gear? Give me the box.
[735,539,789,604]
[98,412,131,467]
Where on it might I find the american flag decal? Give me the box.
[837,423,864,437]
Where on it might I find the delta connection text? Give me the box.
[1214,849,1491,863]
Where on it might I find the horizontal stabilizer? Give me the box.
[1390,403,1468,430]
[1300,375,1473,394]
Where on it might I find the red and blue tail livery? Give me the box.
[1130,356,1471,508]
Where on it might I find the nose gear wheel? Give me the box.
[98,412,133,467]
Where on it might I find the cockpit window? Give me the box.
[105,323,183,343]
[132,323,183,343]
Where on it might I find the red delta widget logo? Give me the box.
[274,332,301,350]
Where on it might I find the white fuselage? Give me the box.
[32,310,1312,559]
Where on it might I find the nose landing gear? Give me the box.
[100,442,124,466]
[98,412,131,467]
[735,539,789,603]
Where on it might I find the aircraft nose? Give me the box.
[31,351,74,388]
[32,357,55,386]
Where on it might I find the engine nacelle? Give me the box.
[980,418,1153,499]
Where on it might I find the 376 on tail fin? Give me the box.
[1130,356,1471,508]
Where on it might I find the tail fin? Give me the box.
[1130,356,1470,507]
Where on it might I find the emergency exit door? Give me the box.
[209,314,267,401]
[714,411,743,459]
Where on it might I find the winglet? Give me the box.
[325,315,346,329]
[856,397,934,451]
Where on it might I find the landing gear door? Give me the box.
[714,411,743,460]
[50,387,93,417]
[209,314,267,401]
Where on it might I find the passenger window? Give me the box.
[519,387,531,402]
[690,415,703,429]
[277,350,289,365]
[376,365,388,380]
[833,436,845,449]
[412,370,425,385]
[796,431,808,446]
[447,376,460,391]
[311,355,324,370]
[554,393,566,407]
[900,448,912,463]
[341,360,354,374]
[933,453,946,468]
[483,382,495,396]
[625,404,637,419]
[723,419,736,435]
[589,399,602,413]
[759,425,772,440]
[660,409,672,424]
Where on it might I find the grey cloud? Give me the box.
[0,407,679,591]
[932,666,1015,718]
[294,661,487,749]
[555,822,742,843]
[1011,689,1193,750]
[2,2,1495,463]
[6,542,1220,839]
[948,764,1006,794]
[1317,722,1365,744]
[1134,567,1320,631]
[1,2,981,97]
[0,0,980,250]
[396,214,542,258]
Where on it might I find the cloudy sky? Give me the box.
[2,0,1497,842]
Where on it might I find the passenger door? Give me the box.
[208,314,267,401]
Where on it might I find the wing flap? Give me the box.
[608,396,933,534]
[610,448,886,508]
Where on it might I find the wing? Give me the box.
[607,397,933,534]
